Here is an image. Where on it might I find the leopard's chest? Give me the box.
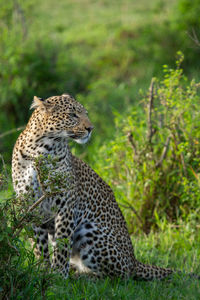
[14,161,41,198]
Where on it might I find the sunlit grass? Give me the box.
[45,226,200,300]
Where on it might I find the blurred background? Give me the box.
[1,0,200,232]
[1,0,200,162]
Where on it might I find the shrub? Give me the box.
[94,54,200,233]
[0,168,54,299]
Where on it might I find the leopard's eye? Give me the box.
[69,113,78,118]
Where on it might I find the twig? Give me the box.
[180,152,187,176]
[0,154,8,178]
[172,138,187,176]
[119,202,143,226]
[175,124,187,176]
[27,194,46,213]
[147,78,156,144]
[188,28,200,48]
[0,154,9,190]
[7,238,20,256]
[155,136,171,168]
[170,224,200,228]
[127,132,137,156]
[0,126,25,139]
[13,194,46,238]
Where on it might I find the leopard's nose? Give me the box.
[86,125,94,133]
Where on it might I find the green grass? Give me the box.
[45,276,200,300]
[31,0,178,105]
[41,227,200,299]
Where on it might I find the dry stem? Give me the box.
[13,194,46,238]
[119,202,143,227]
[147,78,156,144]
[156,136,171,168]
[127,132,137,156]
[0,126,25,139]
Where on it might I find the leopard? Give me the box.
[12,93,173,280]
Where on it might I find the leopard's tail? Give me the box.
[133,260,173,280]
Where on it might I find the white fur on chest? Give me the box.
[15,161,40,198]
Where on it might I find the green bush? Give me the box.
[0,178,56,299]
[94,54,200,233]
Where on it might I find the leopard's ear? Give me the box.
[30,96,45,110]
[30,96,55,112]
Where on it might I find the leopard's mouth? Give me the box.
[74,131,92,144]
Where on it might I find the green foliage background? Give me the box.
[1,0,200,162]
[0,0,200,298]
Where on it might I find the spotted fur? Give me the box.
[12,94,173,279]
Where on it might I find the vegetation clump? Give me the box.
[95,54,200,233]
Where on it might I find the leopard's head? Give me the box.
[31,94,94,144]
